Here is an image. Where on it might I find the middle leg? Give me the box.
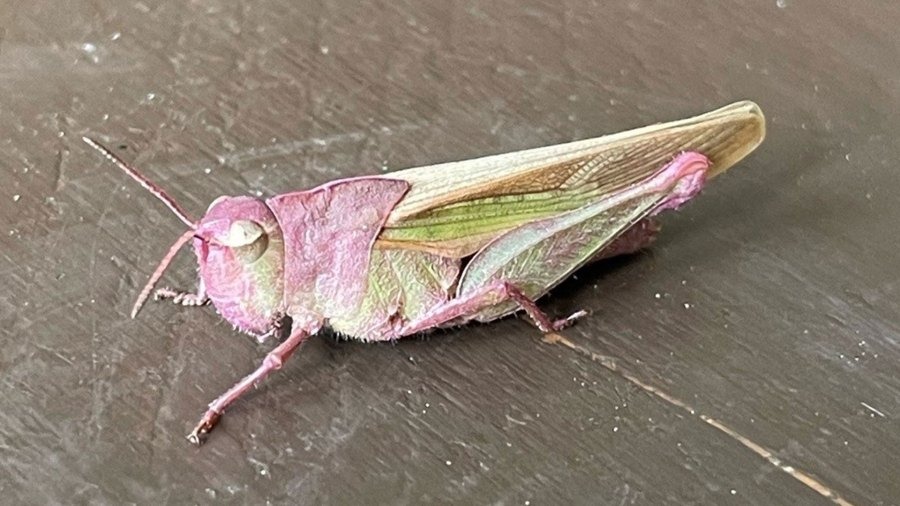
[589,218,661,262]
[187,325,312,444]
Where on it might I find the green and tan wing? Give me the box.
[377,100,765,258]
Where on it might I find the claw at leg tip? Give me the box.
[570,310,589,320]
[186,412,221,446]
[187,424,209,446]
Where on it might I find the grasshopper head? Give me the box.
[84,137,285,337]
[195,196,285,335]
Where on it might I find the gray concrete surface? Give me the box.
[1,1,898,504]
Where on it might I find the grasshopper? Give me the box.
[84,100,765,444]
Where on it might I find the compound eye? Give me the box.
[215,220,269,263]
[220,220,265,248]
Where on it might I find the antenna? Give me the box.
[82,136,196,228]
[130,229,196,318]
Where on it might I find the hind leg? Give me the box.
[398,280,585,337]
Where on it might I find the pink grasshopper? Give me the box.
[84,101,764,444]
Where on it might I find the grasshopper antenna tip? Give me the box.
[82,135,197,229]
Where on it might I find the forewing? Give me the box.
[377,101,764,258]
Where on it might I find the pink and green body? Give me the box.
[197,153,705,342]
[84,100,765,444]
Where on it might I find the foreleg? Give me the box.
[154,280,209,307]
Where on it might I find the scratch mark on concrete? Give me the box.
[543,332,856,506]
[220,121,425,167]
[859,402,887,418]
[53,148,67,192]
